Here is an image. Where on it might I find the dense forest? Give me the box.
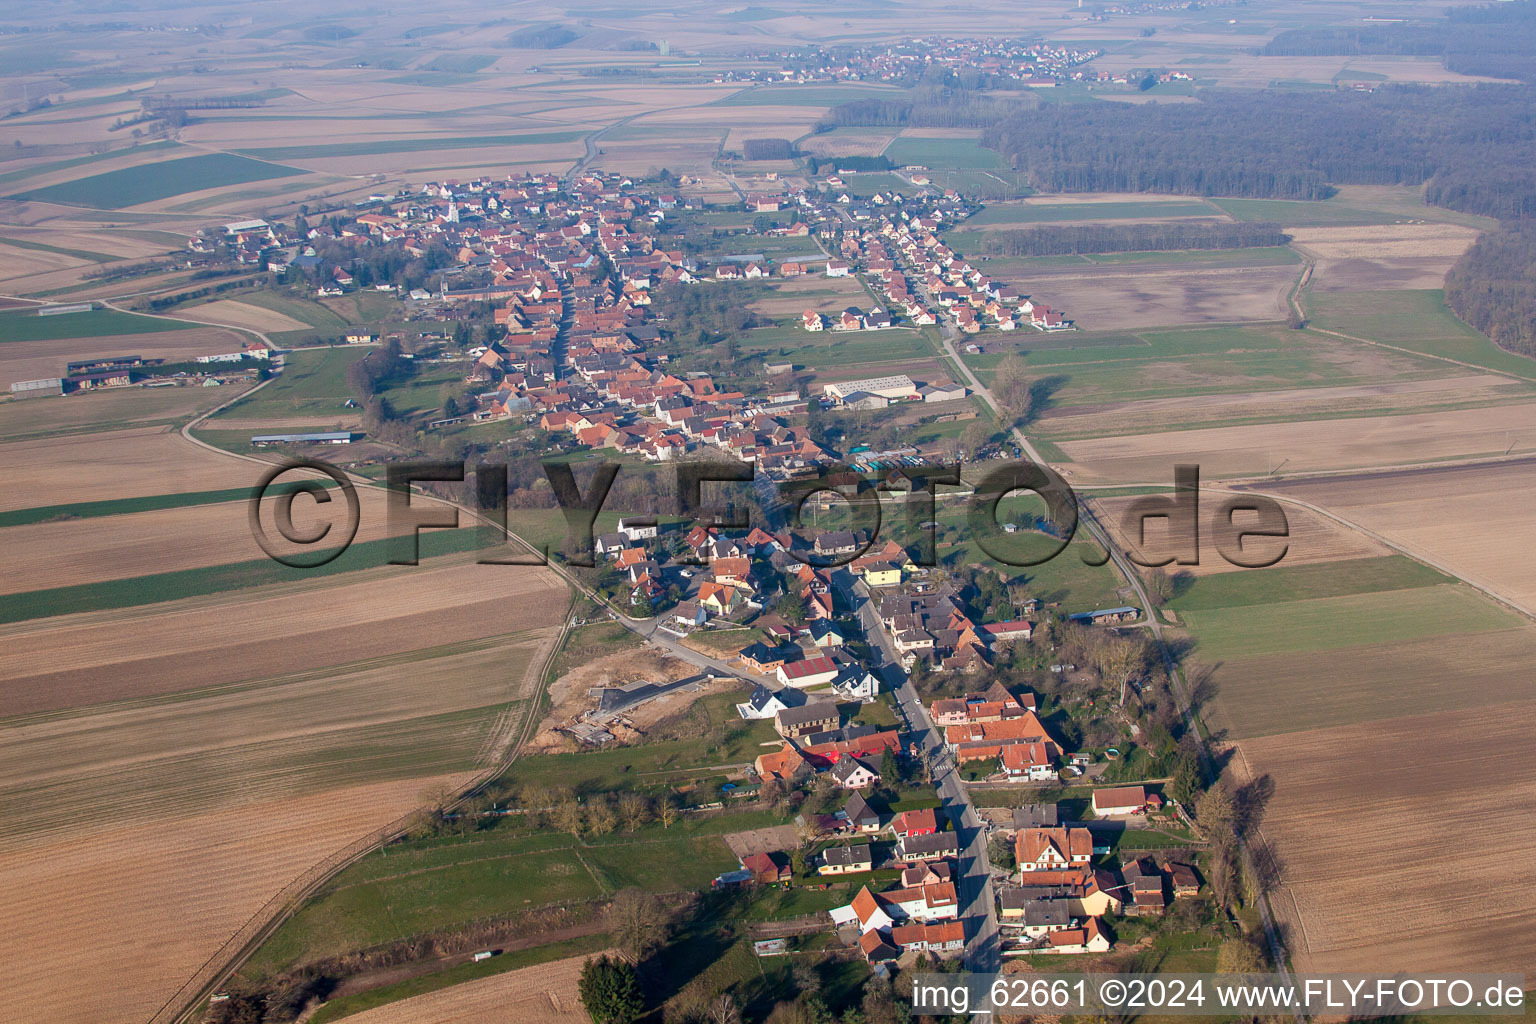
[1261,1,1536,83]
[969,221,1289,257]
[1445,222,1536,357]
[813,88,1035,132]
[980,86,1536,219]
[741,138,793,160]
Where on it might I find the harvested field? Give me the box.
[1203,626,1536,740]
[1261,459,1536,614]
[339,948,604,1024]
[0,325,247,385]
[177,298,312,332]
[0,775,464,1024]
[1237,698,1536,975]
[0,560,569,716]
[0,627,555,850]
[1003,262,1297,331]
[1037,373,1529,439]
[1056,402,1536,484]
[1290,223,1480,262]
[1090,490,1386,576]
[1295,222,1483,293]
[0,484,453,595]
[798,130,899,158]
[0,426,261,510]
[0,240,90,279]
[0,385,230,442]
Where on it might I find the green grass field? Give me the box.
[961,199,1221,227]
[883,135,1003,171]
[964,323,1459,424]
[1304,289,1536,379]
[1179,584,1522,661]
[250,808,771,974]
[224,290,353,328]
[0,307,197,343]
[1167,556,1449,611]
[736,324,930,368]
[237,131,586,161]
[500,692,779,794]
[1212,196,1410,227]
[832,172,911,198]
[211,346,364,421]
[9,153,307,209]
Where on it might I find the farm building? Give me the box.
[823,374,918,403]
[775,702,840,738]
[1092,786,1147,817]
[777,655,840,689]
[9,378,62,399]
[1068,607,1140,625]
[250,432,356,446]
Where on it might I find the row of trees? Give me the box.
[975,221,1289,257]
[1444,220,1536,357]
[982,85,1536,219]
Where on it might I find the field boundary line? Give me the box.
[1208,485,1536,623]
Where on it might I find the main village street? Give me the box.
[833,569,1002,974]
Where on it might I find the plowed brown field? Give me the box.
[341,949,608,1024]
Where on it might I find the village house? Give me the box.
[737,683,798,720]
[897,831,961,863]
[892,808,938,839]
[829,754,881,790]
[820,844,875,875]
[1017,827,1094,874]
[775,702,840,739]
[844,791,882,833]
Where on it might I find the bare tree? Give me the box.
[707,992,742,1024]
[1196,783,1236,846]
[1090,634,1146,706]
[609,888,668,960]
[586,797,618,836]
[556,798,586,837]
[657,795,679,829]
[618,792,651,832]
